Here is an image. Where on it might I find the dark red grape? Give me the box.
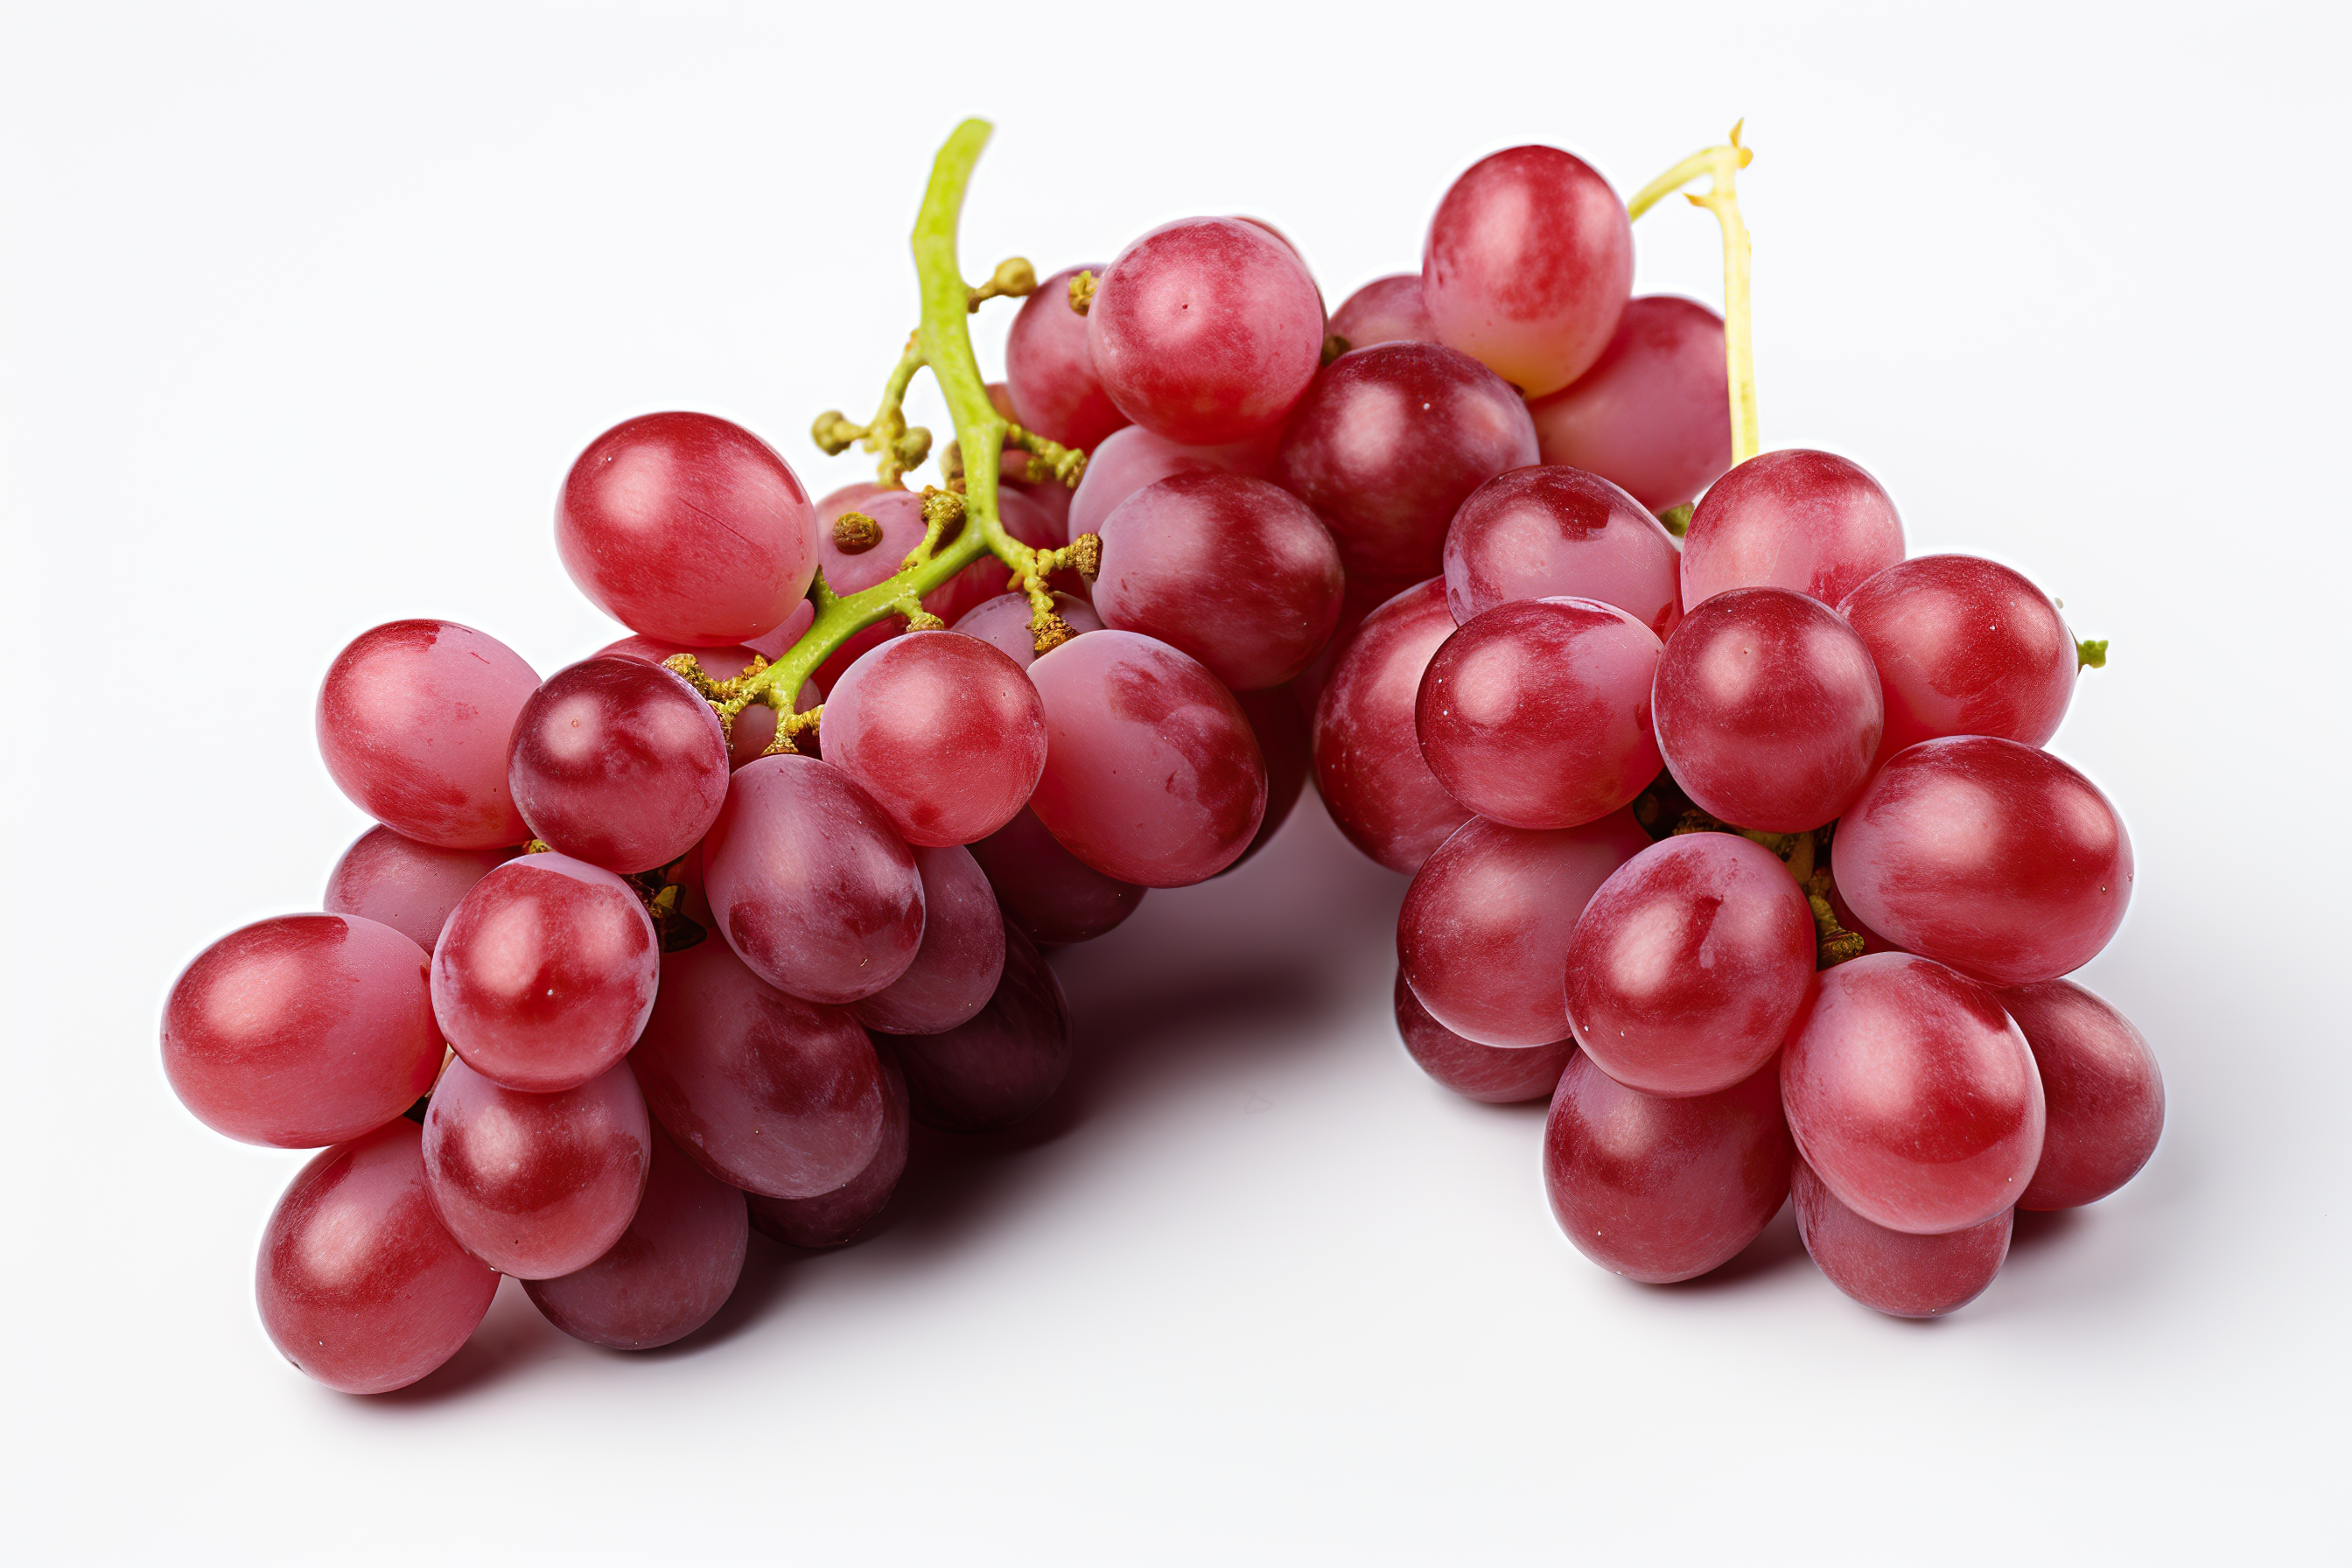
[1222,684,1312,873]
[507,655,729,874]
[895,928,1072,1134]
[1394,970,1572,1104]
[1997,979,2164,1210]
[1523,296,1731,511]
[968,805,1146,947]
[1312,578,1471,873]
[523,1124,747,1350]
[1681,449,1903,610]
[747,1045,912,1250]
[1793,1156,2011,1318]
[821,632,1047,846]
[1838,554,2077,763]
[1329,273,1437,349]
[1441,464,1682,638]
[1005,262,1130,452]
[323,828,514,962]
[850,844,1005,1035]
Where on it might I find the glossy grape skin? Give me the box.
[702,754,925,1004]
[851,844,1005,1035]
[430,854,659,1094]
[1329,273,1437,349]
[1415,596,1663,830]
[1564,834,1816,1096]
[1006,262,1130,452]
[1838,554,2077,762]
[523,1125,747,1351]
[1833,737,2133,985]
[1681,449,1904,611]
[421,1056,651,1279]
[1312,579,1472,873]
[1088,216,1324,445]
[1998,979,2164,1209]
[1422,145,1634,396]
[1543,1053,1792,1284]
[631,936,886,1199]
[1441,465,1682,638]
[599,636,819,768]
[1524,296,1731,511]
[1793,1156,2011,1318]
[256,1119,500,1394]
[743,598,816,663]
[316,620,541,849]
[1026,631,1267,887]
[1068,424,1232,540]
[1222,685,1312,873]
[821,633,1048,846]
[1096,472,1346,691]
[1654,586,1884,832]
[1782,953,2045,1234]
[895,928,1072,1133]
[324,828,514,952]
[164,914,441,1148]
[1275,343,1540,584]
[969,805,1147,947]
[556,411,820,646]
[506,656,729,874]
[1398,810,1648,1046]
[951,591,1103,668]
[748,1045,911,1250]
[1393,970,1572,1104]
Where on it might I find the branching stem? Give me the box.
[1629,124,1760,466]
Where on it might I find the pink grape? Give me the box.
[600,636,820,768]
[1274,342,1539,584]
[1222,685,1312,873]
[851,844,1006,1035]
[807,488,942,689]
[324,828,514,952]
[1088,216,1324,444]
[1421,144,1633,396]
[1781,953,2045,1234]
[421,1055,652,1278]
[430,853,659,1093]
[895,928,1072,1134]
[1397,810,1648,1046]
[256,1118,500,1394]
[163,914,441,1149]
[1681,449,1904,610]
[631,936,886,1199]
[556,411,820,646]
[1415,596,1663,830]
[1832,737,2133,985]
[1026,631,1267,886]
[1653,586,1884,832]
[1793,1156,2012,1318]
[820,632,1047,846]
[507,655,729,874]
[523,1124,747,1350]
[1312,578,1472,873]
[1005,262,1130,452]
[1329,273,1437,349]
[1523,296,1731,511]
[1838,554,2078,762]
[950,591,1103,668]
[701,754,925,1004]
[1393,970,1572,1104]
[969,805,1147,947]
[1564,834,1816,1096]
[1543,1052,1792,1284]
[1997,979,2165,1209]
[1096,472,1346,690]
[748,1044,911,1250]
[316,620,540,849]
[1441,465,1682,638]
[1066,424,1228,540]
[743,598,816,663]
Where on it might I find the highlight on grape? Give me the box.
[161,116,2153,1395]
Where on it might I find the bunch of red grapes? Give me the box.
[161,128,2157,1396]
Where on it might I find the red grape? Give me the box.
[1026,631,1267,886]
[850,844,1006,1035]
[1005,262,1130,452]
[1088,216,1323,445]
[600,636,819,768]
[748,1044,911,1250]
[316,620,540,849]
[1523,296,1731,511]
[1397,810,1648,1046]
[950,591,1103,668]
[1792,1156,2011,1318]
[1312,578,1472,873]
[164,914,441,1148]
[523,1124,747,1350]
[256,1118,500,1393]
[1997,979,2164,1209]
[1564,834,1816,1096]
[1543,1052,1792,1284]
[894,928,1072,1133]
[1421,145,1633,396]
[1653,586,1884,832]
[968,805,1147,947]
[1441,464,1682,638]
[1415,596,1663,830]
[1681,449,1903,611]
[701,754,925,1004]
[1831,737,2133,985]
[1328,273,1437,349]
[556,411,820,646]
[1274,342,1539,584]
[507,655,729,874]
[1781,953,2045,1234]
[431,853,659,1093]
[1393,970,1572,1104]
[820,632,1047,846]
[742,598,816,663]
[422,1055,652,1278]
[1838,554,2077,762]
[1066,424,1231,541]
[1222,685,1312,873]
[1095,472,1346,690]
[324,828,514,952]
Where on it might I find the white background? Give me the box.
[4,3,2346,1561]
